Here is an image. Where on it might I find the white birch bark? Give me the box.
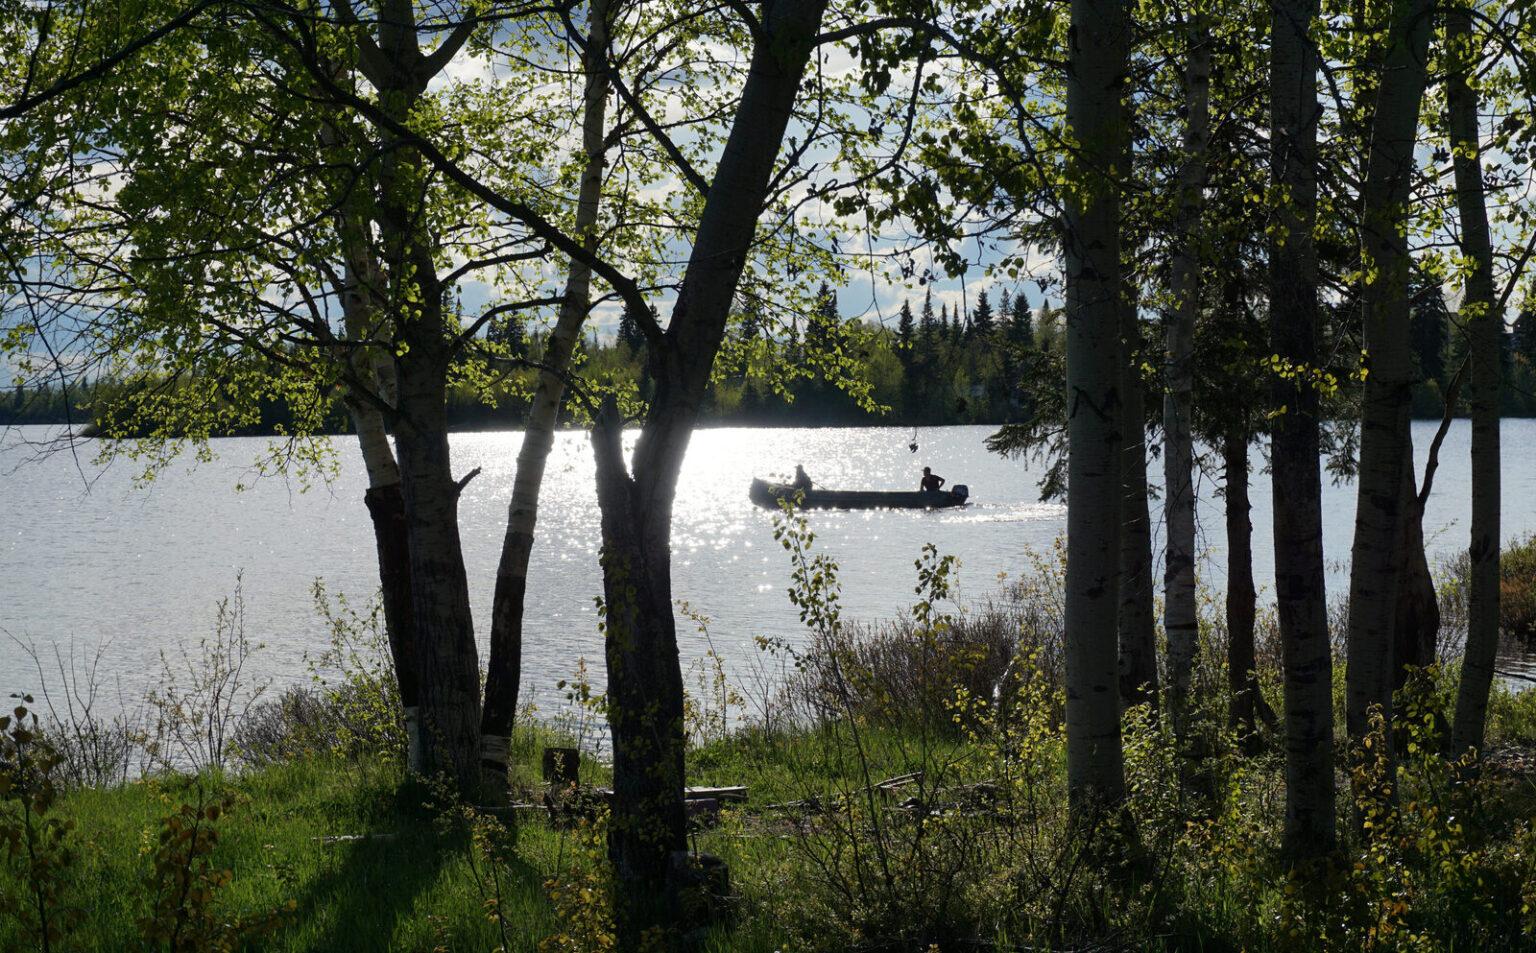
[1063,0,1130,812]
[321,111,425,773]
[1447,1,1501,756]
[1269,0,1335,856]
[1344,0,1434,750]
[480,0,613,798]
[1163,16,1211,735]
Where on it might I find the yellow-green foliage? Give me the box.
[538,818,618,953]
[1437,531,1536,643]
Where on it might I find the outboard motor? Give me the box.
[951,484,969,502]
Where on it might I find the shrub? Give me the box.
[0,696,82,953]
[232,582,404,767]
[136,785,293,952]
[779,535,1066,733]
[1502,533,1536,641]
[144,578,270,774]
[9,638,144,790]
[1438,530,1536,644]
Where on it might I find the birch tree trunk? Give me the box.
[588,1,829,940]
[1269,0,1334,856]
[365,0,483,790]
[1163,16,1210,735]
[1344,0,1433,751]
[1119,297,1157,713]
[480,0,613,799]
[1447,0,1502,756]
[1393,462,1439,692]
[318,87,424,766]
[339,248,424,771]
[1063,0,1130,814]
[321,102,425,771]
[1223,426,1264,748]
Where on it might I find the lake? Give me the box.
[3,421,1535,715]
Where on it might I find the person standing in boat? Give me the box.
[792,464,813,491]
[920,466,945,492]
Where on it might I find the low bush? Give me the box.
[231,582,405,768]
[1438,530,1536,644]
[779,535,1066,734]
[1502,532,1536,641]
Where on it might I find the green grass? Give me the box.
[7,758,545,952]
[6,707,1536,953]
[8,653,1536,953]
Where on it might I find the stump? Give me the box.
[542,746,580,785]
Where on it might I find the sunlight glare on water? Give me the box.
[3,421,1536,716]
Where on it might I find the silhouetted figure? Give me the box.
[920,466,945,492]
[792,465,813,491]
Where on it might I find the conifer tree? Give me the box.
[739,295,764,342]
[1008,292,1033,346]
[897,299,916,350]
[973,289,996,337]
[617,302,647,355]
[1408,273,1449,389]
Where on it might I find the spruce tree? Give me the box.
[1514,305,1536,367]
[488,314,530,360]
[1008,292,1033,346]
[897,299,915,350]
[1408,273,1449,387]
[616,303,646,354]
[738,295,764,341]
[972,289,996,338]
[810,281,838,348]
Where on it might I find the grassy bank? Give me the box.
[8,534,1536,951]
[7,680,1536,953]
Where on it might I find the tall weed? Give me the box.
[10,637,145,789]
[758,510,1139,950]
[145,577,269,774]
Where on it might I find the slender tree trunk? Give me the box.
[1224,427,1261,747]
[1119,294,1157,713]
[588,1,829,941]
[367,0,483,792]
[1063,0,1130,814]
[1344,0,1433,753]
[1164,16,1211,735]
[1447,0,1501,755]
[1393,460,1439,692]
[339,251,424,771]
[1269,0,1334,856]
[479,0,613,798]
[318,98,427,769]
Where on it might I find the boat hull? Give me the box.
[749,478,968,510]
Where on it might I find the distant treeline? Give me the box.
[11,281,1536,434]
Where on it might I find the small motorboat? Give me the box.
[749,477,970,510]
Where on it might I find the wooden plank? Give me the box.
[581,785,748,802]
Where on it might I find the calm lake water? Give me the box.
[3,421,1536,714]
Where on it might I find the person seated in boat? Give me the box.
[792,464,813,491]
[920,466,945,492]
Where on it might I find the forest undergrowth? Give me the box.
[5,526,1536,952]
